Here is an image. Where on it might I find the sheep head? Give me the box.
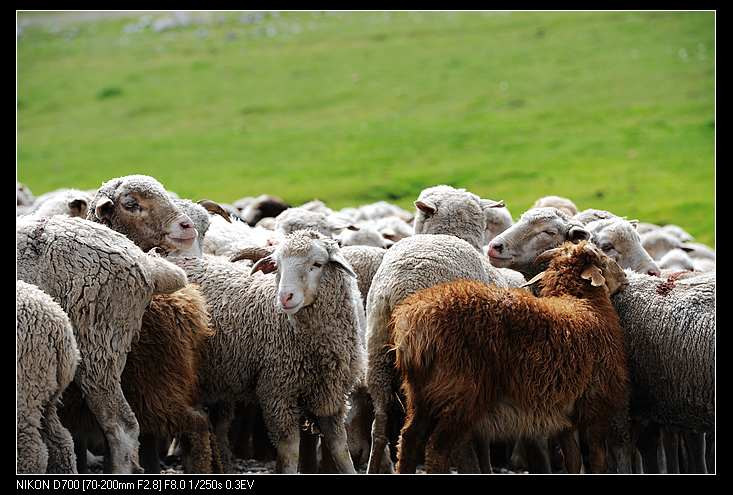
[251,230,357,315]
[413,185,505,251]
[487,207,590,278]
[528,241,628,296]
[586,218,661,277]
[88,175,197,253]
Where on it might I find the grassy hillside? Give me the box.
[17,11,715,245]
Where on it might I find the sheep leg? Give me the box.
[452,441,481,473]
[637,422,661,473]
[473,434,493,474]
[40,402,77,474]
[82,380,141,474]
[366,318,397,474]
[72,433,91,473]
[549,435,565,472]
[585,427,608,473]
[318,415,357,474]
[396,407,433,474]
[139,434,160,474]
[524,436,552,473]
[661,429,680,473]
[682,432,707,474]
[177,407,215,473]
[298,429,320,473]
[705,432,715,473]
[274,433,300,474]
[607,411,633,474]
[424,420,465,474]
[17,420,48,474]
[208,402,235,473]
[558,429,582,474]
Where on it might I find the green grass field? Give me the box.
[17,11,715,245]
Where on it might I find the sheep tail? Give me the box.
[145,249,188,294]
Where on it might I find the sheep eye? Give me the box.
[312,262,322,268]
[123,202,140,212]
[543,230,557,236]
[601,243,614,252]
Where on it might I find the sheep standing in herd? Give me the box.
[613,271,715,473]
[17,215,188,473]
[16,281,80,474]
[16,178,714,475]
[172,230,365,473]
[392,242,632,473]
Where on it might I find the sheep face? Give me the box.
[640,230,692,261]
[538,241,628,296]
[488,207,590,277]
[413,185,505,249]
[251,230,357,315]
[89,175,197,253]
[586,218,661,276]
[272,208,357,246]
[484,204,513,244]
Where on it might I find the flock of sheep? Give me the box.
[15,176,715,474]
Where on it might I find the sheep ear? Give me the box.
[381,228,399,242]
[329,218,359,232]
[481,199,506,209]
[581,265,606,287]
[567,224,590,242]
[251,255,277,275]
[415,200,436,216]
[94,196,114,220]
[521,271,545,288]
[328,251,357,279]
[198,199,231,223]
[68,198,88,217]
[680,246,695,253]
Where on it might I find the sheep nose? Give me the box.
[280,292,294,306]
[490,240,504,254]
[179,219,193,230]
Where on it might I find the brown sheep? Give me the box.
[62,285,217,473]
[391,241,632,474]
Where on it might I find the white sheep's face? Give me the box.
[487,207,590,277]
[588,219,661,277]
[251,230,357,315]
[274,248,329,315]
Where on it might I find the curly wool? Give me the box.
[612,271,715,433]
[341,245,386,308]
[26,189,92,218]
[364,234,508,472]
[173,250,365,446]
[17,215,188,473]
[16,281,80,474]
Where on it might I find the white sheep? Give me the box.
[17,216,188,473]
[25,188,92,218]
[532,195,579,216]
[171,230,366,473]
[17,281,80,474]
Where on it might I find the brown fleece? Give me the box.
[391,241,630,474]
[61,285,217,473]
